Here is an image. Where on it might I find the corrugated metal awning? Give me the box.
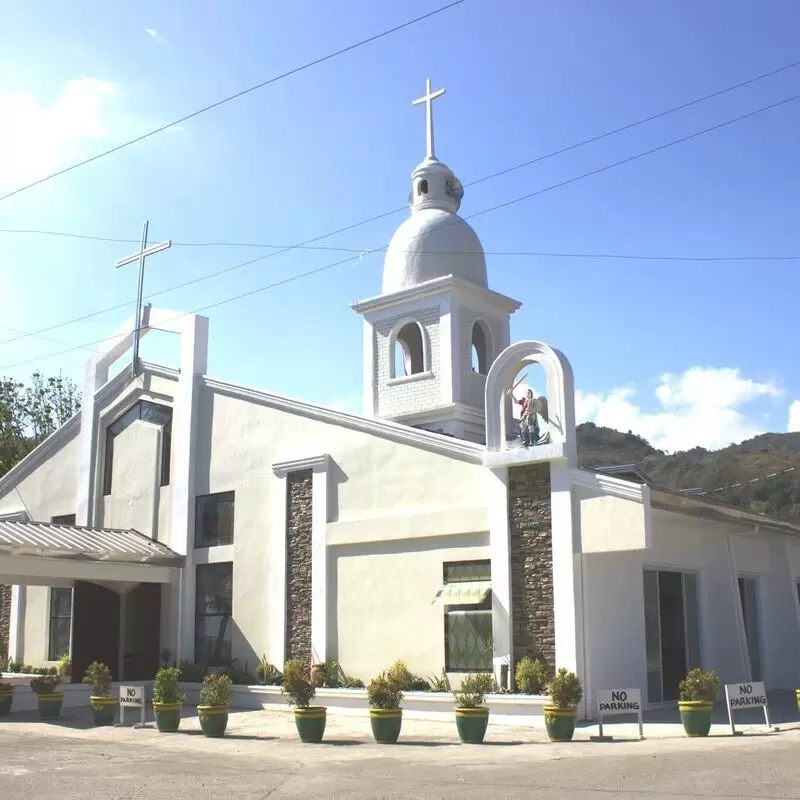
[0,520,183,565]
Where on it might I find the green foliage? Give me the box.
[228,658,256,686]
[385,659,430,691]
[152,667,185,704]
[315,659,340,688]
[256,656,283,686]
[30,674,61,694]
[281,659,315,708]
[367,672,404,709]
[199,673,232,707]
[57,654,71,676]
[0,681,13,692]
[515,657,549,695]
[452,672,494,709]
[178,661,207,683]
[679,668,720,702]
[548,668,582,709]
[82,661,113,696]
[428,674,448,692]
[339,676,365,689]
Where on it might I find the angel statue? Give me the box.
[506,374,550,448]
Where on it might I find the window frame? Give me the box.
[194,491,236,549]
[51,514,76,525]
[442,559,493,673]
[48,587,72,662]
[194,562,233,667]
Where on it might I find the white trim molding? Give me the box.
[270,454,331,666]
[570,468,647,502]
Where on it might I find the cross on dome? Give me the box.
[412,79,446,160]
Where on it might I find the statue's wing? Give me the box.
[537,396,550,423]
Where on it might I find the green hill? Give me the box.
[577,423,800,520]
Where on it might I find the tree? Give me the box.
[0,371,81,477]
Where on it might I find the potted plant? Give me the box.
[544,667,582,742]
[152,666,185,733]
[0,681,13,716]
[197,673,232,738]
[256,655,282,686]
[57,654,72,680]
[452,672,494,744]
[367,671,404,744]
[678,668,720,737]
[30,674,63,720]
[82,662,117,726]
[282,659,325,743]
[515,657,549,694]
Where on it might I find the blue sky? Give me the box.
[0,0,798,453]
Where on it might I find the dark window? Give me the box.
[417,179,428,195]
[195,563,233,667]
[103,401,173,495]
[195,492,235,548]
[48,587,72,661]
[443,560,492,672]
[51,514,76,525]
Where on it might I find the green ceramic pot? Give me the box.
[0,690,13,717]
[294,706,326,743]
[198,705,229,738]
[369,708,403,744]
[678,701,713,737]
[455,707,489,744]
[543,706,577,742]
[153,702,183,732]
[90,696,118,726]
[37,693,64,721]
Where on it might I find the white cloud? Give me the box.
[576,367,783,453]
[145,28,166,43]
[0,78,117,190]
[789,400,800,433]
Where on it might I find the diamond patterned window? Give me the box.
[443,560,492,672]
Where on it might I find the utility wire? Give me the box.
[2,228,800,262]
[2,90,798,373]
[692,465,797,496]
[0,1,466,203]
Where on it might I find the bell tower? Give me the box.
[352,80,520,443]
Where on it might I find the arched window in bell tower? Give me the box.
[389,320,429,379]
[417,179,429,195]
[471,320,491,374]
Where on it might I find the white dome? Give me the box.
[382,208,488,294]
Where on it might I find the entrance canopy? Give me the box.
[0,520,183,585]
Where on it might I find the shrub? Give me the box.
[256,656,283,686]
[367,672,404,710]
[281,659,315,708]
[152,667,185,705]
[57,654,71,676]
[515,657,549,695]
[0,681,13,692]
[229,659,256,686]
[6,659,22,673]
[340,676,365,689]
[548,668,582,709]
[386,660,413,690]
[679,668,720,703]
[82,661,113,696]
[428,674,448,692]
[199,673,232,707]
[452,672,494,709]
[178,660,207,683]
[30,675,61,694]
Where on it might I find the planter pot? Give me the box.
[90,696,118,726]
[0,690,13,717]
[678,700,714,737]
[197,705,229,738]
[543,706,577,742]
[152,702,183,733]
[369,708,403,744]
[455,707,489,744]
[294,706,326,743]
[36,693,64,721]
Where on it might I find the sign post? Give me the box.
[593,688,644,741]
[724,682,774,735]
[119,685,147,729]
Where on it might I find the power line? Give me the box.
[2,91,797,367]
[3,228,800,262]
[0,1,466,203]
[691,465,797,496]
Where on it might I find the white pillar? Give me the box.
[487,466,512,685]
[270,472,288,667]
[310,462,330,664]
[8,585,26,663]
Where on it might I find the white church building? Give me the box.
[2,81,800,715]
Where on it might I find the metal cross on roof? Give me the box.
[115,220,171,378]
[412,78,446,160]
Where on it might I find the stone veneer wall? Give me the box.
[508,463,555,672]
[285,470,313,663]
[0,584,11,664]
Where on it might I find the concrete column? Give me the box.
[487,466,512,685]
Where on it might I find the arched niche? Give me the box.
[484,340,577,465]
[470,319,492,375]
[388,318,431,379]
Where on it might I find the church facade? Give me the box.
[2,83,800,715]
